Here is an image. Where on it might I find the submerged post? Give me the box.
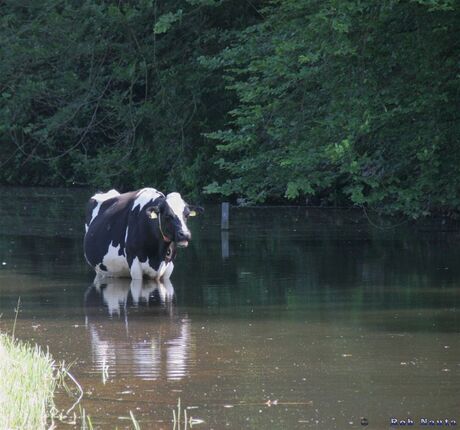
[221,230,229,259]
[221,202,230,230]
[221,202,230,259]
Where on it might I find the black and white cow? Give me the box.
[84,188,203,280]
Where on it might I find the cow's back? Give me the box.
[85,189,121,231]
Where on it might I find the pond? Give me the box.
[0,187,459,429]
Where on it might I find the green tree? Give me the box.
[1,0,459,217]
[0,0,258,197]
[203,0,460,216]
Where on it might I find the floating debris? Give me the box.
[101,357,109,385]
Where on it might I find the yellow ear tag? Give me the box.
[189,210,197,217]
[149,212,158,219]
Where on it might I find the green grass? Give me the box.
[0,333,57,430]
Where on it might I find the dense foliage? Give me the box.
[0,0,255,194]
[1,0,459,216]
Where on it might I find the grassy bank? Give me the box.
[0,333,57,430]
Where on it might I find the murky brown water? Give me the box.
[0,187,459,429]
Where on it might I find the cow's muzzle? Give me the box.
[176,230,191,248]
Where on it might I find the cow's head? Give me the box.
[146,192,203,248]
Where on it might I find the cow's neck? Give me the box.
[150,235,172,269]
[132,216,173,270]
[167,242,178,263]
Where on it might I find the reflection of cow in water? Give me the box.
[85,277,175,315]
[84,279,192,381]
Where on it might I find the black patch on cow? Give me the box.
[85,199,98,227]
[124,198,171,270]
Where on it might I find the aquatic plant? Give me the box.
[0,333,57,430]
[173,398,204,429]
[80,408,94,430]
[0,299,84,429]
[130,410,141,430]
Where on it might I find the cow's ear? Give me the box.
[188,205,204,217]
[146,206,160,219]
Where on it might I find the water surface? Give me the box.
[0,187,459,429]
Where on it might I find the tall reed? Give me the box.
[0,333,57,429]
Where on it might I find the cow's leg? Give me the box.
[93,271,106,286]
[96,264,118,279]
[129,258,143,280]
[162,262,174,279]
[162,277,175,300]
[156,260,167,280]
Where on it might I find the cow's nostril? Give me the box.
[177,231,191,241]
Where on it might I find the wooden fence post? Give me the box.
[221,202,230,259]
[221,202,229,230]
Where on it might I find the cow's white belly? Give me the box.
[130,258,173,280]
[98,243,130,277]
[98,242,174,279]
[130,257,156,279]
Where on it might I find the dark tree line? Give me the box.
[1,0,459,217]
